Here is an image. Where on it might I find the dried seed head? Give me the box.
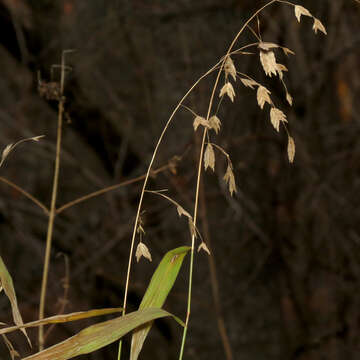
[193,116,209,131]
[240,78,258,89]
[209,115,221,134]
[0,135,45,168]
[294,5,312,22]
[204,143,215,172]
[259,50,278,77]
[198,242,211,255]
[275,63,288,80]
[270,107,287,132]
[287,136,295,163]
[223,164,237,196]
[282,47,295,56]
[135,242,152,262]
[219,82,235,102]
[38,80,62,101]
[224,56,237,82]
[256,86,272,109]
[312,18,327,35]
[258,42,279,51]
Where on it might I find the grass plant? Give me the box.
[0,1,326,359]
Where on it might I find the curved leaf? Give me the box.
[23,308,176,360]
[130,246,190,360]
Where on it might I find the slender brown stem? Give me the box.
[0,176,49,215]
[38,51,67,350]
[56,163,171,215]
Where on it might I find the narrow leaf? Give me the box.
[0,308,123,336]
[130,246,190,360]
[23,308,178,360]
[0,256,30,346]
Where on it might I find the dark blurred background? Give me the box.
[0,0,359,359]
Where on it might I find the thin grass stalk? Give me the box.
[117,59,222,360]
[178,1,277,358]
[0,176,49,215]
[38,51,67,351]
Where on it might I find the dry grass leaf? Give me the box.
[193,116,209,131]
[286,92,293,106]
[209,115,221,134]
[219,82,235,102]
[223,165,237,196]
[135,242,152,262]
[287,136,295,163]
[0,256,30,346]
[257,86,272,109]
[259,50,277,77]
[197,242,211,255]
[240,78,258,89]
[294,5,312,23]
[204,143,215,171]
[224,56,236,82]
[270,107,287,132]
[176,205,192,219]
[312,18,327,35]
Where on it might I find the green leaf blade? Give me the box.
[0,255,31,346]
[23,308,174,360]
[130,246,190,360]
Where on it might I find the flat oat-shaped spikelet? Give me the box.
[257,86,271,109]
[219,82,235,102]
[270,107,287,132]
[294,5,312,22]
[204,143,215,171]
[223,165,237,196]
[259,50,278,77]
[287,136,295,163]
[224,56,236,82]
[312,18,327,35]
